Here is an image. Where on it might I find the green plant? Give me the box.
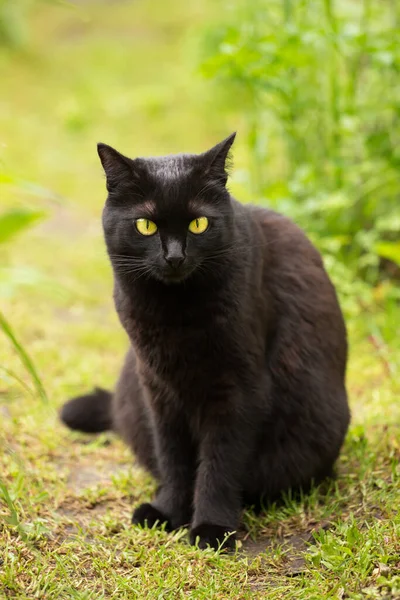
[0,208,44,244]
[0,206,48,400]
[200,0,400,293]
[0,311,48,402]
[0,0,61,49]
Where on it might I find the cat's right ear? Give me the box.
[201,132,236,186]
[97,143,134,192]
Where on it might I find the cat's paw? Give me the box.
[189,523,236,551]
[132,503,172,531]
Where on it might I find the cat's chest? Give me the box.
[117,291,234,386]
[129,311,220,372]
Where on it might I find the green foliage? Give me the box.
[0,202,47,297]
[0,0,58,48]
[0,208,45,244]
[201,0,400,294]
[0,0,32,47]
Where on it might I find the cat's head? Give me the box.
[98,134,236,285]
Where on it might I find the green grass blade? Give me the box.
[0,311,48,403]
[0,365,36,398]
[0,479,28,542]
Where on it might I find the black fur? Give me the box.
[60,133,350,550]
[132,503,173,531]
[189,524,237,551]
[60,387,112,433]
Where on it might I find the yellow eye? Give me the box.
[188,217,208,235]
[136,218,158,236]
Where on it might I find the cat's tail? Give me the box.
[60,387,113,433]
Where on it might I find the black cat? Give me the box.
[60,133,350,550]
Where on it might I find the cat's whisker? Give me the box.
[112,260,150,268]
[110,255,148,262]
[115,266,149,275]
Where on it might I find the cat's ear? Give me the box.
[202,132,236,185]
[97,143,135,192]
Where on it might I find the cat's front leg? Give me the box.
[132,405,195,531]
[190,408,254,551]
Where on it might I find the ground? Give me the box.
[0,0,399,598]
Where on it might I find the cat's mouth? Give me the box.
[156,264,196,284]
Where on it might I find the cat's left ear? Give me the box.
[97,143,136,192]
[201,132,236,185]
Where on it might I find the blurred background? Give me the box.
[1,0,399,529]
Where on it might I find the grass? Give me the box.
[0,0,399,598]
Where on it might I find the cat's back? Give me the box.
[244,204,323,270]
[243,203,332,296]
[241,202,347,367]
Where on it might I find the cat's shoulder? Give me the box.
[237,201,312,243]
[235,201,324,266]
[243,203,299,233]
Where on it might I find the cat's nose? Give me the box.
[164,240,186,269]
[165,254,185,269]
